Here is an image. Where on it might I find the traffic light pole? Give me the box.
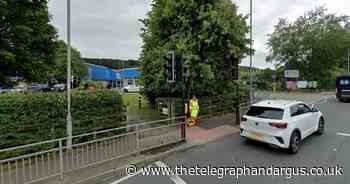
[249,0,253,104]
[348,49,350,74]
[171,51,175,82]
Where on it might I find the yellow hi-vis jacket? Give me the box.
[189,99,199,118]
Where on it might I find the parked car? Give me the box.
[51,84,66,92]
[29,84,51,92]
[0,85,26,93]
[336,75,350,102]
[122,86,140,93]
[240,100,325,154]
[0,86,11,93]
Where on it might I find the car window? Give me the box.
[290,105,299,117]
[246,106,284,120]
[291,104,311,117]
[299,104,311,114]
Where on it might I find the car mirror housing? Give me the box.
[310,104,319,112]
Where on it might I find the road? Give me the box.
[108,97,350,184]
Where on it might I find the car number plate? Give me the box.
[248,132,265,140]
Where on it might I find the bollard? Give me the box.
[138,96,142,109]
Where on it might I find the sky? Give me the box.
[48,0,350,69]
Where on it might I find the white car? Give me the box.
[122,86,140,93]
[240,100,325,154]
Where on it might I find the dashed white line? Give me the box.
[337,132,350,137]
[155,161,187,184]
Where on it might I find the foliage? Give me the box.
[79,80,107,90]
[51,40,88,83]
[255,68,275,90]
[0,90,125,150]
[267,7,350,85]
[83,58,140,69]
[0,0,58,85]
[140,0,251,103]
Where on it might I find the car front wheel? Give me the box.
[289,131,301,154]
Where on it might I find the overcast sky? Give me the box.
[48,0,350,69]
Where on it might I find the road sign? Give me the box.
[284,70,299,78]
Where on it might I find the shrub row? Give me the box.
[0,90,125,150]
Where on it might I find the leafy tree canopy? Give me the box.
[267,7,350,82]
[51,40,88,83]
[0,0,58,85]
[140,0,251,103]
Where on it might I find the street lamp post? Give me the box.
[66,0,72,148]
[249,0,253,103]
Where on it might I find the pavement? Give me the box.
[103,93,350,184]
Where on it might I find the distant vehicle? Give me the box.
[336,75,350,102]
[29,84,50,92]
[13,85,27,92]
[240,100,325,154]
[122,86,140,93]
[0,86,11,93]
[51,84,66,92]
[0,85,26,93]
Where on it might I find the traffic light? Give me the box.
[175,55,183,81]
[232,64,239,80]
[163,52,174,82]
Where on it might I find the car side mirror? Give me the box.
[310,104,319,112]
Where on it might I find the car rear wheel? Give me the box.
[316,118,325,135]
[289,131,301,154]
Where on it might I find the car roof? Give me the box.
[337,75,350,79]
[252,100,304,109]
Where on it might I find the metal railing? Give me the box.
[0,117,186,184]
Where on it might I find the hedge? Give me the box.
[0,90,125,150]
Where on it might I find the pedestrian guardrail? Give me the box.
[0,117,186,184]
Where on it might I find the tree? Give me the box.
[51,40,88,83]
[140,0,251,103]
[0,0,57,85]
[267,7,350,84]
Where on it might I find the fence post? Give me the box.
[235,85,241,125]
[136,125,140,155]
[59,139,64,180]
[181,121,186,141]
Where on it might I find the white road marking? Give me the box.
[337,132,350,137]
[110,168,143,184]
[155,161,187,184]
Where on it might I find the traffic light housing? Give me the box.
[163,53,174,82]
[175,55,183,81]
[232,63,239,80]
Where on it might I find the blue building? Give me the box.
[86,63,119,81]
[86,64,141,90]
[114,68,141,90]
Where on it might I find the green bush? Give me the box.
[0,90,125,150]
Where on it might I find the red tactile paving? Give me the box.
[187,125,240,143]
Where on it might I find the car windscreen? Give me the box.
[339,79,350,86]
[337,77,350,87]
[246,106,284,120]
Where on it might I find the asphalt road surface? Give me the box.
[109,98,350,184]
